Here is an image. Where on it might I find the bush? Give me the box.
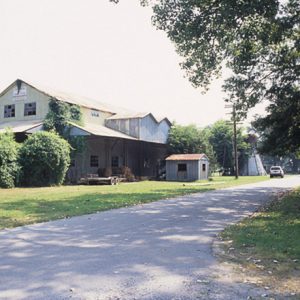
[0,130,20,188]
[19,131,71,186]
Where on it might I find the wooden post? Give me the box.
[233,105,239,179]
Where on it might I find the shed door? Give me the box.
[200,162,208,179]
[177,163,187,180]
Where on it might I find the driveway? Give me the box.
[0,176,299,300]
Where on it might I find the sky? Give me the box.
[0,0,266,127]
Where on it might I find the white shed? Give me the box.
[166,154,209,181]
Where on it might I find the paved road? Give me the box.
[1,176,299,300]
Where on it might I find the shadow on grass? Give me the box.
[0,188,213,229]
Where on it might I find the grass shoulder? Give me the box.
[0,176,269,230]
[218,187,300,295]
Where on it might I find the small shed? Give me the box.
[166,154,209,181]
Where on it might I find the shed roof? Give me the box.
[166,154,207,161]
[0,120,43,133]
[68,122,137,140]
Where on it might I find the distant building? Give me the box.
[166,154,209,181]
[0,79,171,182]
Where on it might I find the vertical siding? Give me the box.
[140,115,169,144]
[166,160,200,181]
[105,115,170,144]
[105,118,140,139]
[67,137,168,181]
[199,159,209,180]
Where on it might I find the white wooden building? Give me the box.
[0,79,171,182]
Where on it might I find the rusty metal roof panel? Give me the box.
[166,154,207,161]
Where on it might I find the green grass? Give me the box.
[220,187,300,291]
[221,188,300,261]
[0,176,268,230]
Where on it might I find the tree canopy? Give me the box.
[167,123,217,170]
[111,0,299,155]
[151,0,299,154]
[206,120,250,172]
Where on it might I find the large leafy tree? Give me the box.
[206,120,249,172]
[167,123,217,170]
[112,0,299,155]
[151,0,299,154]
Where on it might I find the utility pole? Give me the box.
[225,103,239,179]
[232,104,238,179]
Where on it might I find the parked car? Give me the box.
[270,166,284,178]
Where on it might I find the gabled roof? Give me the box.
[107,112,172,125]
[166,154,208,161]
[0,79,124,114]
[0,79,171,125]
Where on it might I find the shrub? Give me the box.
[19,131,71,186]
[0,130,20,188]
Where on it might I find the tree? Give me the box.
[19,131,71,186]
[206,120,249,173]
[0,130,20,188]
[167,123,217,170]
[134,0,299,154]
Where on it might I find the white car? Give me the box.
[270,166,284,178]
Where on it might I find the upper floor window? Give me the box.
[91,109,100,117]
[24,102,36,116]
[4,104,15,118]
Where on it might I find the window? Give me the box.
[91,109,100,117]
[4,104,15,118]
[202,164,206,172]
[111,156,119,167]
[24,102,36,116]
[178,163,187,172]
[90,155,99,167]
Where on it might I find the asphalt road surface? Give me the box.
[1,176,299,300]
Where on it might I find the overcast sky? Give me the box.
[0,0,265,127]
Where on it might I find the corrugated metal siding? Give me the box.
[106,116,170,144]
[105,118,140,139]
[140,115,169,144]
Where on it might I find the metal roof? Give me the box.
[0,120,43,133]
[166,154,208,161]
[68,122,137,140]
[107,112,172,125]
[0,79,171,125]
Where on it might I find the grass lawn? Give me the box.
[0,176,268,230]
[220,187,300,294]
